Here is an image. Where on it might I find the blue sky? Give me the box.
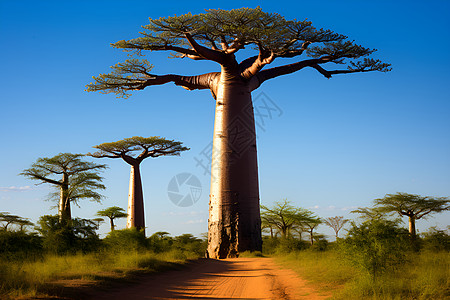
[1,0,449,239]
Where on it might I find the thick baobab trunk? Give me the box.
[207,69,262,259]
[58,174,71,224]
[127,164,145,232]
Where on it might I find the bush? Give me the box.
[276,237,308,254]
[103,228,148,252]
[37,215,101,254]
[311,235,329,251]
[338,219,411,279]
[421,227,450,252]
[0,230,43,260]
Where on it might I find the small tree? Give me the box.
[96,206,128,231]
[374,193,450,244]
[0,212,32,231]
[304,218,322,245]
[89,136,189,232]
[20,153,107,224]
[323,216,349,239]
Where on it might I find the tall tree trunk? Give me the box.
[207,69,262,259]
[127,164,145,233]
[58,173,71,225]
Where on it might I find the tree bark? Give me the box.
[110,218,115,231]
[127,164,145,233]
[58,173,71,224]
[207,66,262,259]
[408,215,419,251]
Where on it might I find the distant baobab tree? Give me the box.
[96,206,127,231]
[86,7,391,258]
[88,136,189,233]
[20,153,107,224]
[374,193,450,245]
[323,216,349,239]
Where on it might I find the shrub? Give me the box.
[421,227,450,252]
[0,230,43,260]
[103,228,148,252]
[338,219,411,279]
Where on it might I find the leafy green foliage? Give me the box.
[338,219,410,278]
[374,192,450,220]
[0,230,43,260]
[261,199,317,238]
[103,228,148,252]
[20,153,107,223]
[36,215,101,254]
[0,212,33,231]
[421,227,450,252]
[96,206,127,231]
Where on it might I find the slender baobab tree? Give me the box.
[86,7,391,258]
[88,136,189,232]
[20,153,107,224]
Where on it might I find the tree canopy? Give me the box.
[374,193,450,220]
[20,153,107,223]
[86,7,391,98]
[88,136,189,165]
[0,212,33,231]
[261,199,317,238]
[96,206,128,231]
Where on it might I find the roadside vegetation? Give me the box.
[0,220,206,299]
[262,197,449,300]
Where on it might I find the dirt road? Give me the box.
[86,257,330,300]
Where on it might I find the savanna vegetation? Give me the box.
[0,219,206,299]
[262,196,449,300]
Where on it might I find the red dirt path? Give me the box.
[85,257,330,300]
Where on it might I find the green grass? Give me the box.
[0,249,199,299]
[273,250,449,300]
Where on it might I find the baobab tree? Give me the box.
[20,153,107,224]
[86,7,391,258]
[323,216,349,239]
[374,193,450,245]
[96,206,128,231]
[88,136,189,232]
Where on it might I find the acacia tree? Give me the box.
[86,7,391,258]
[304,218,322,245]
[323,216,349,239]
[261,199,316,239]
[20,153,107,224]
[96,206,128,231]
[0,212,33,231]
[88,136,189,232]
[374,193,450,243]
